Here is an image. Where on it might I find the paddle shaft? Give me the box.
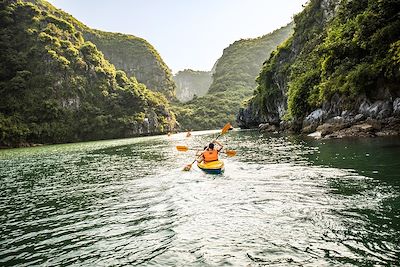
[184,137,221,170]
[184,122,231,171]
[177,146,235,156]
[185,155,202,170]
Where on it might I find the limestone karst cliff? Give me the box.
[238,0,400,137]
[0,0,176,147]
[173,69,212,102]
[84,30,177,100]
[174,23,294,130]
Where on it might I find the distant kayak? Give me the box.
[197,160,224,174]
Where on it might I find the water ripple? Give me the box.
[1,131,399,266]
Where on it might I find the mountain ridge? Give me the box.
[0,0,176,147]
[24,0,177,99]
[174,23,294,130]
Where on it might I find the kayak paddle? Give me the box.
[182,122,233,171]
[216,122,233,140]
[176,145,236,157]
[183,158,198,171]
[176,145,190,152]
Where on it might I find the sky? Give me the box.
[47,0,309,73]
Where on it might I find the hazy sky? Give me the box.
[47,0,308,73]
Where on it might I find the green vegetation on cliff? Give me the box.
[173,69,212,102]
[174,23,293,130]
[251,0,400,122]
[84,30,176,100]
[0,0,175,147]
[24,0,176,100]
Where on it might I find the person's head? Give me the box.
[208,143,215,150]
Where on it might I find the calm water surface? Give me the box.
[0,130,399,266]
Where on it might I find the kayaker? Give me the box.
[198,141,223,163]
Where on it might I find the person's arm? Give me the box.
[213,140,223,151]
[196,152,204,163]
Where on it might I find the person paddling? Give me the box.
[181,122,232,172]
[198,141,223,163]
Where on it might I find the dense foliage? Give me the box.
[23,0,177,100]
[175,23,293,130]
[84,30,177,100]
[251,0,400,121]
[0,0,175,147]
[173,69,212,102]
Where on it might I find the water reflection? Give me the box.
[0,131,399,266]
[301,136,400,265]
[304,136,400,184]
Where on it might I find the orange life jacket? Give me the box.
[203,149,218,162]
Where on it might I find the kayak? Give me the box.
[197,160,224,174]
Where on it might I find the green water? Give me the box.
[0,130,399,266]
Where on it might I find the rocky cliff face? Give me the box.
[301,91,400,138]
[84,30,177,100]
[24,0,177,100]
[0,0,176,147]
[238,0,400,137]
[238,0,339,129]
[173,69,212,102]
[174,23,294,130]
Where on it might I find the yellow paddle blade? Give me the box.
[183,164,192,171]
[176,145,189,152]
[221,122,232,135]
[225,150,236,157]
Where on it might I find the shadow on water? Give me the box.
[302,136,400,185]
[300,136,400,266]
[224,131,400,265]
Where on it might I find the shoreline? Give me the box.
[0,131,171,150]
[256,116,400,140]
